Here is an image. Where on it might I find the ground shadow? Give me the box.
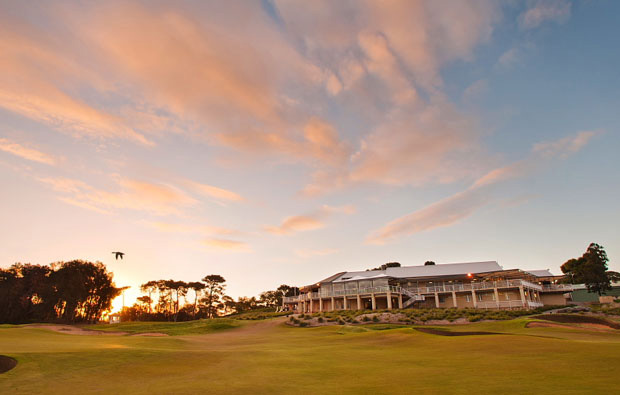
[0,355,17,374]
[414,328,501,336]
[531,314,620,329]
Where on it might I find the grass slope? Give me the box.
[86,318,242,336]
[1,318,619,394]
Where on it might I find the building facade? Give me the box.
[283,261,573,312]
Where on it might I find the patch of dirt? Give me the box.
[531,314,620,329]
[0,355,17,374]
[414,328,501,336]
[26,325,128,336]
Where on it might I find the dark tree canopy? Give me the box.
[424,261,436,266]
[367,262,401,271]
[0,260,121,324]
[561,243,613,295]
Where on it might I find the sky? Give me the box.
[1,0,619,310]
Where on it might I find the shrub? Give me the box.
[338,319,345,325]
[362,315,371,322]
[299,322,309,327]
[372,315,379,322]
[318,317,324,323]
[467,314,483,322]
[303,315,312,320]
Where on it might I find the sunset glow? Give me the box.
[1,0,618,311]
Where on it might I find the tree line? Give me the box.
[119,276,299,322]
[0,260,120,324]
[561,243,619,295]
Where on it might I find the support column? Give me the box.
[494,288,500,309]
[371,293,376,310]
[343,296,348,310]
[356,295,361,310]
[398,294,403,309]
[471,289,477,308]
[319,298,323,312]
[434,292,440,308]
[387,290,393,310]
[310,299,313,313]
[519,286,527,308]
[452,291,457,308]
[330,297,335,311]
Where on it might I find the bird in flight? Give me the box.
[112,252,125,260]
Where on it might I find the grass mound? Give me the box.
[0,355,17,374]
[86,319,241,336]
[531,314,620,329]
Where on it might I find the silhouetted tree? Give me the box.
[201,275,226,318]
[0,260,120,324]
[561,243,613,295]
[187,281,206,318]
[424,261,436,266]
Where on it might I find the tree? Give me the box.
[561,243,613,295]
[187,281,206,318]
[201,275,226,318]
[0,260,120,324]
[424,261,436,266]
[367,262,401,271]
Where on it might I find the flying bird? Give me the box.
[112,252,125,260]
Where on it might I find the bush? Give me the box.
[467,314,483,322]
[372,315,379,322]
[303,315,312,320]
[362,316,371,322]
[318,317,324,323]
[299,322,309,327]
[338,319,345,325]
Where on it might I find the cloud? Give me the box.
[0,138,57,165]
[203,238,251,252]
[38,176,198,216]
[264,204,356,235]
[519,0,572,30]
[182,179,245,204]
[145,221,242,237]
[295,248,339,258]
[367,131,598,244]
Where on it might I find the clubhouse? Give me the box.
[282,261,573,312]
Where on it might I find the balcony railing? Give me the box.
[282,279,555,304]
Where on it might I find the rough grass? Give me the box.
[86,318,242,335]
[1,318,619,394]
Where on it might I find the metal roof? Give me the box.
[526,269,557,277]
[327,261,503,283]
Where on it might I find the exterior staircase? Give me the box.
[399,287,425,308]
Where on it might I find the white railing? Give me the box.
[542,284,573,292]
[282,279,551,304]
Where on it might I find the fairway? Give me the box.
[1,318,620,394]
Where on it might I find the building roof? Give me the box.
[328,261,503,283]
[526,269,557,277]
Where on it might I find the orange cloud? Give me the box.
[264,204,355,235]
[203,238,251,252]
[0,138,57,165]
[182,179,245,204]
[38,177,197,216]
[367,131,598,244]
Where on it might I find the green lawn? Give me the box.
[1,318,619,394]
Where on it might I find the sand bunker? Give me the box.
[0,355,17,374]
[531,314,620,330]
[415,328,501,336]
[525,321,616,331]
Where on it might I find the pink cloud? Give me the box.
[0,138,57,165]
[367,131,598,244]
[520,0,571,30]
[265,204,355,235]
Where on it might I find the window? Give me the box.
[477,293,483,302]
[438,295,446,303]
[505,293,510,301]
[466,294,471,302]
